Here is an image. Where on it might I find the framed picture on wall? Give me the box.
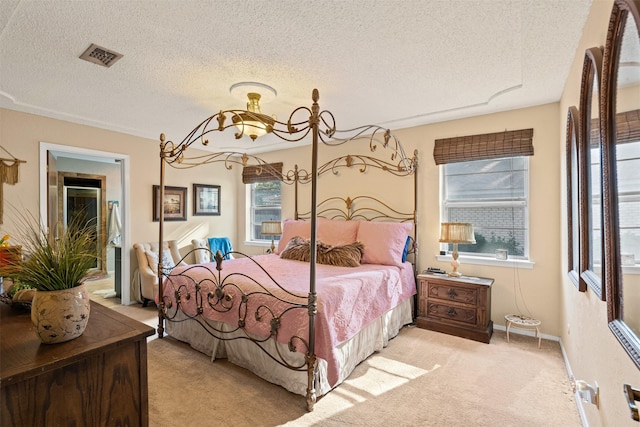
[153,185,187,221]
[193,184,221,216]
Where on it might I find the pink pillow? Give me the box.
[276,219,310,254]
[357,221,412,266]
[317,217,359,246]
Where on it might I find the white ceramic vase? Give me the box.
[30,283,91,344]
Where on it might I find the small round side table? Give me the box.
[505,314,541,348]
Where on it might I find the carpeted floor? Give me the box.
[119,304,580,427]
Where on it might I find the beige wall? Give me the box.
[558,0,640,426]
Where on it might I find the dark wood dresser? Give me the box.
[0,300,154,426]
[416,273,494,343]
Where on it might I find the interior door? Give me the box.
[57,172,107,275]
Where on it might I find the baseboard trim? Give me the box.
[558,337,589,427]
[493,323,559,342]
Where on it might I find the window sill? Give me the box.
[622,265,640,275]
[244,240,274,247]
[435,254,535,269]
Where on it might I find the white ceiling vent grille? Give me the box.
[79,43,123,68]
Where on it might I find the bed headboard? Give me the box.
[290,151,419,267]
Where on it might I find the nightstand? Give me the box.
[416,273,494,343]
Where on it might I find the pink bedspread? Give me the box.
[162,254,416,386]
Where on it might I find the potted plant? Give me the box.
[0,210,100,344]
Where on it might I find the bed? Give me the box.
[155,89,418,410]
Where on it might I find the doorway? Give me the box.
[59,173,107,274]
[39,142,131,305]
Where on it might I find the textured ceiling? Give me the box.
[0,0,593,154]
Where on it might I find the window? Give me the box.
[442,157,529,259]
[243,162,283,242]
[617,139,640,266]
[249,180,281,242]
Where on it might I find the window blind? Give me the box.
[589,109,640,146]
[433,128,534,165]
[616,109,640,144]
[242,162,283,184]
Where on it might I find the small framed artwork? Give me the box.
[153,185,187,221]
[193,184,221,216]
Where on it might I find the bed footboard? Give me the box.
[159,249,319,409]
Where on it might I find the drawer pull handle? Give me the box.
[447,288,457,299]
[446,307,457,317]
[623,384,640,421]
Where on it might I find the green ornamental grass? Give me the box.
[2,210,98,291]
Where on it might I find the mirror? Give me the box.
[566,106,584,290]
[603,0,640,369]
[616,11,640,347]
[579,47,605,299]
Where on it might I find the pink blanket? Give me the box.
[162,254,416,386]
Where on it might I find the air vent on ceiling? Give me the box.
[79,43,123,68]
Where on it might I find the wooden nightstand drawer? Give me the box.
[416,273,493,343]
[427,302,477,326]
[427,282,477,305]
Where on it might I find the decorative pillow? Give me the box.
[318,240,364,267]
[145,248,175,274]
[317,217,359,246]
[279,236,312,262]
[280,236,364,267]
[402,236,412,262]
[276,218,362,254]
[276,219,310,254]
[356,221,412,267]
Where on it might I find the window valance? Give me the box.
[433,128,534,165]
[242,162,283,184]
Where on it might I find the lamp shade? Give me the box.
[439,222,476,244]
[261,221,282,236]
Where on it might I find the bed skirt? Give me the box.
[164,297,413,397]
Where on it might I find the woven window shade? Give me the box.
[589,118,601,148]
[433,128,534,165]
[589,109,640,146]
[242,162,283,184]
[616,109,640,144]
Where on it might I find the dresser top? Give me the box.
[418,272,494,286]
[1,301,154,385]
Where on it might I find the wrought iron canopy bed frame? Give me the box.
[155,89,418,411]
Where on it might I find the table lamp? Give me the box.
[261,221,282,253]
[439,222,476,277]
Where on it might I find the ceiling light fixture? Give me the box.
[232,92,275,140]
[229,82,277,141]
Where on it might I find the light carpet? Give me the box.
[140,321,581,427]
